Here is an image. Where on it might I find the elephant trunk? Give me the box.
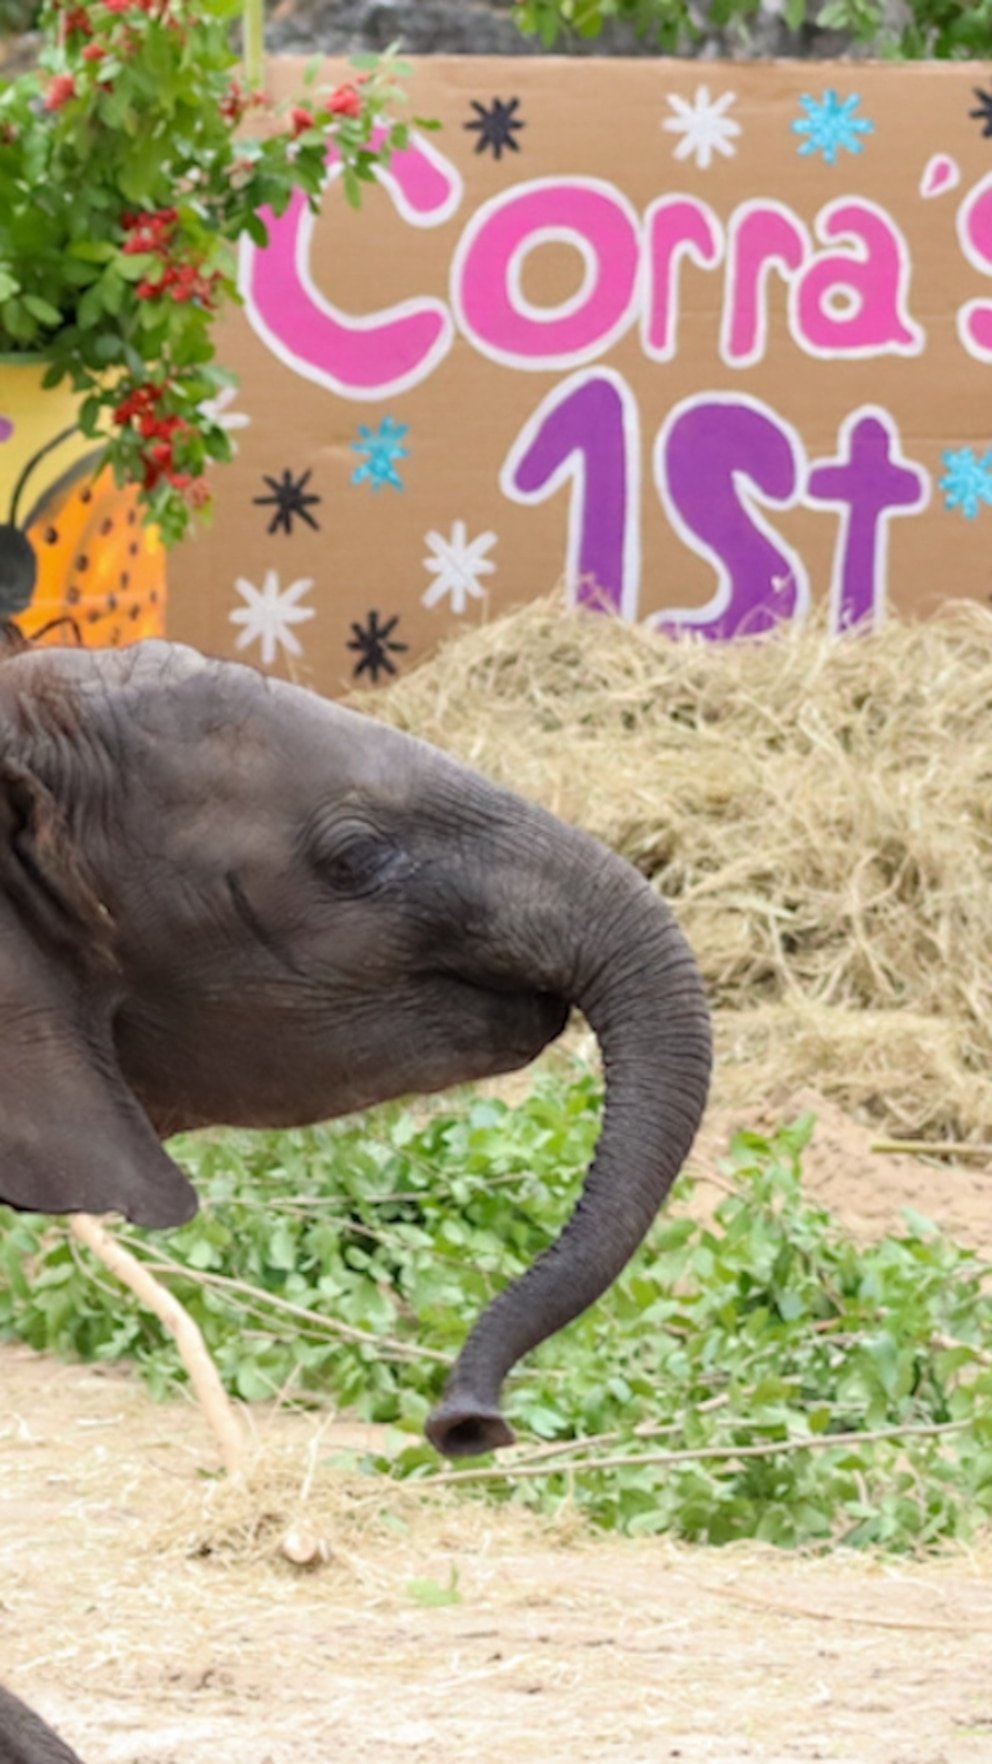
[426,836,712,1459]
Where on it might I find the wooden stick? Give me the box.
[68,1214,244,1478]
[414,1416,973,1490]
[871,1139,992,1160]
[931,1331,992,1367]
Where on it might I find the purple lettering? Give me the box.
[653,395,808,638]
[501,369,640,616]
[807,408,929,630]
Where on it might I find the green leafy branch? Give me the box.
[2,1079,992,1551]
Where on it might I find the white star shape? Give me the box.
[663,85,741,170]
[201,385,251,446]
[230,570,316,667]
[421,521,497,615]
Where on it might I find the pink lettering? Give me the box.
[721,201,808,368]
[239,130,461,399]
[643,196,722,362]
[920,154,960,200]
[957,173,992,361]
[794,199,923,358]
[452,178,641,369]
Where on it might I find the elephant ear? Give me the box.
[0,749,198,1228]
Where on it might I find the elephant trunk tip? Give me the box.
[425,1394,516,1460]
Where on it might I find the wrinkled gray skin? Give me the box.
[0,1683,84,1763]
[1,638,711,1764]
[0,639,712,1456]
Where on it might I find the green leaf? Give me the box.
[407,1571,462,1608]
[22,293,61,326]
[68,241,117,264]
[76,282,106,329]
[243,211,269,248]
[235,1362,276,1402]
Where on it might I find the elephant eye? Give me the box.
[314,822,402,897]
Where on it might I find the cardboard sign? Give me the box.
[168,56,992,691]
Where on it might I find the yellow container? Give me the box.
[0,357,167,647]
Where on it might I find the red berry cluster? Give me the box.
[121,209,222,308]
[219,78,268,124]
[112,382,203,496]
[62,5,94,34]
[290,81,366,137]
[43,72,77,110]
[138,261,222,305]
[329,82,364,118]
[121,205,178,253]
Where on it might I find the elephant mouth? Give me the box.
[454,974,569,1065]
[516,986,570,1053]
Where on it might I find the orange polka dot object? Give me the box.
[0,363,167,650]
[18,459,167,649]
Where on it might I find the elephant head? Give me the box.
[0,639,712,1458]
[0,1682,84,1762]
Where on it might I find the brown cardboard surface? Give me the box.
[168,57,992,692]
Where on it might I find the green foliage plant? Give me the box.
[1,1079,991,1552]
[0,2,415,542]
[0,1,40,32]
[512,0,992,58]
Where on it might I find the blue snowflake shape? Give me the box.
[792,90,874,167]
[351,417,410,493]
[940,446,992,520]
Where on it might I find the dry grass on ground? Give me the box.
[4,1344,992,1764]
[360,596,992,1145]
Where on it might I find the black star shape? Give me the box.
[252,467,322,536]
[464,97,524,161]
[347,610,408,683]
[970,88,992,137]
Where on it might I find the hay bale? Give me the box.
[356,595,992,1142]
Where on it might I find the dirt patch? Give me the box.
[2,1334,991,1764]
[689,1087,992,1260]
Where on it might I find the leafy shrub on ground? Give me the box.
[0,1078,990,1550]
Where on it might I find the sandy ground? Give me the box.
[2,1099,992,1764]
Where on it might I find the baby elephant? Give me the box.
[0,636,711,1764]
[0,1683,84,1763]
[0,635,711,1456]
